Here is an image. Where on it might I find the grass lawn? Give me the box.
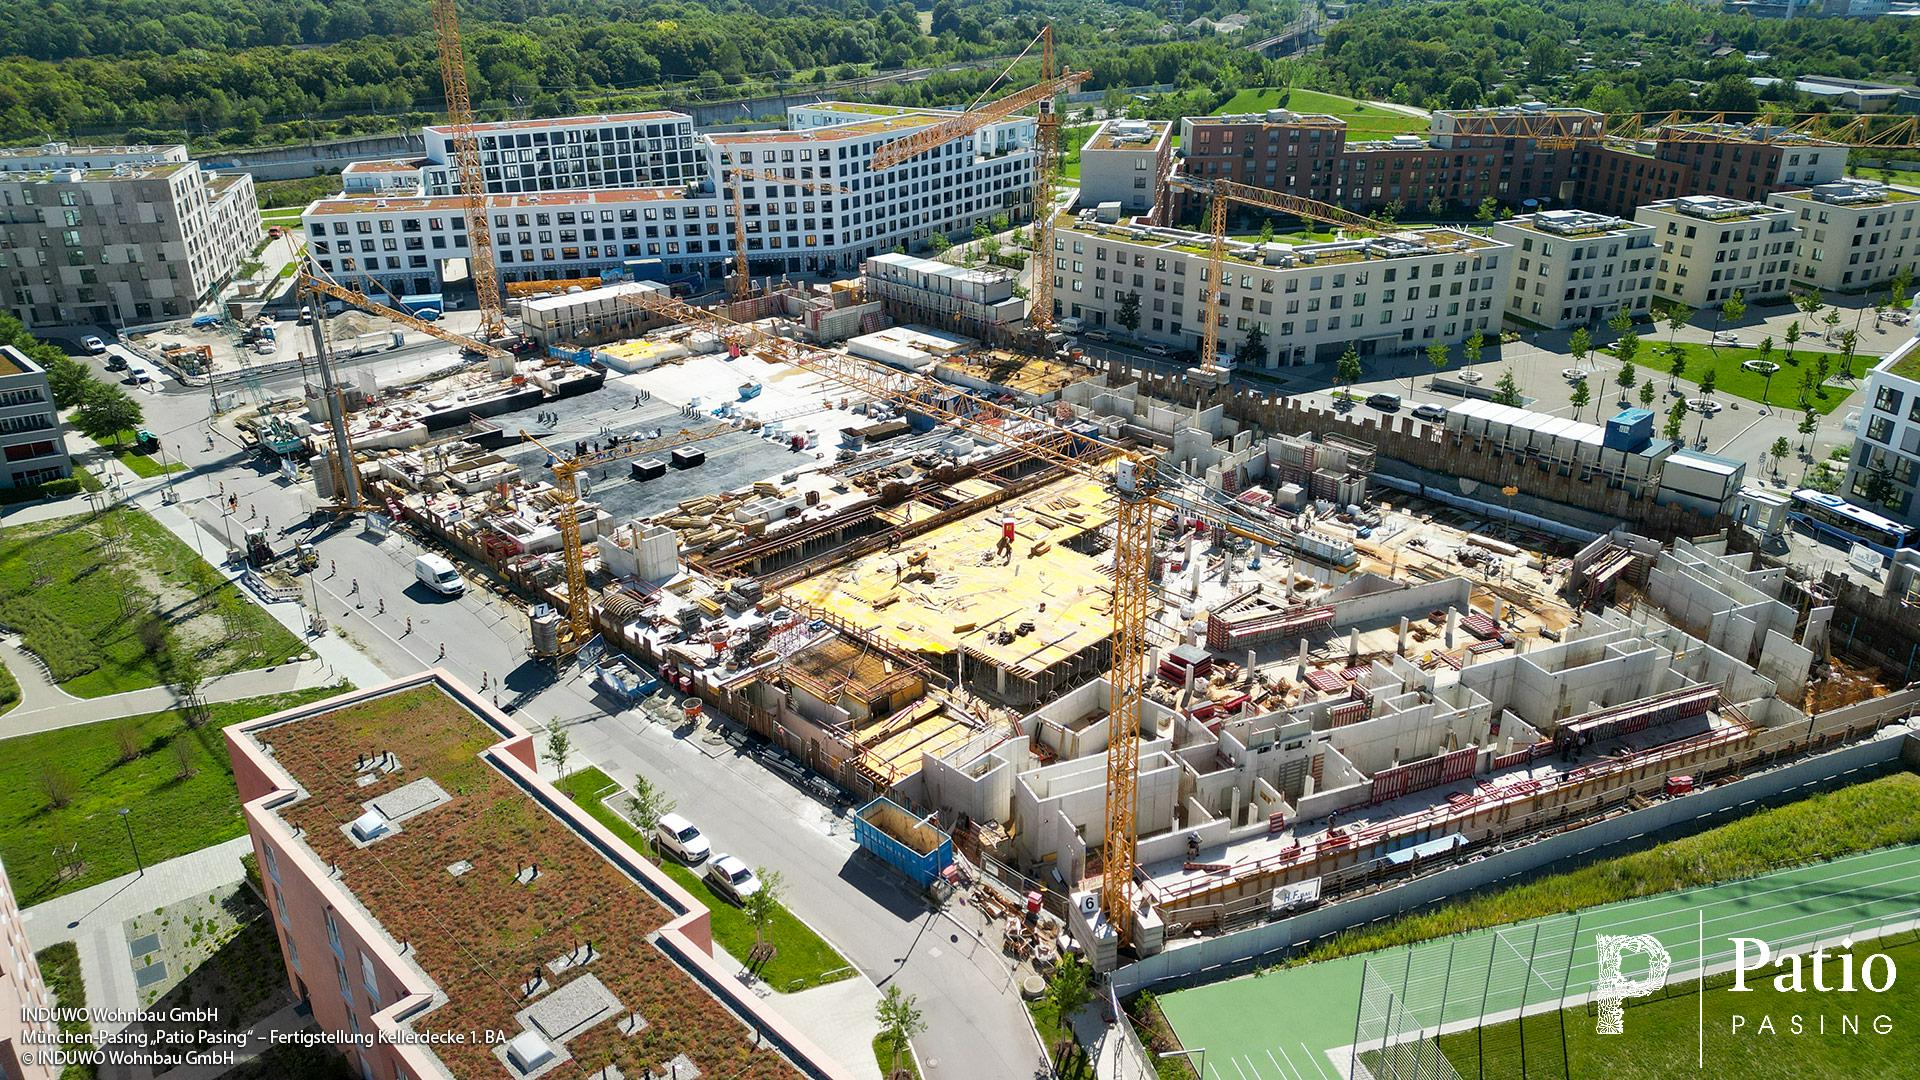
[254,174,342,210]
[1060,123,1099,180]
[873,1034,923,1079]
[0,507,305,697]
[1028,997,1094,1080]
[1642,339,1858,415]
[0,658,17,715]
[556,766,855,992]
[113,448,185,478]
[38,941,95,1079]
[1438,932,1920,1079]
[0,687,344,904]
[1297,771,1920,966]
[1215,87,1426,140]
[1231,227,1341,244]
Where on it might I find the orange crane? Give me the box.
[720,166,846,302]
[619,287,1292,951]
[869,28,1089,335]
[430,0,506,341]
[1437,109,1920,151]
[1164,175,1397,378]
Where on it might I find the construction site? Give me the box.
[256,21,1920,988]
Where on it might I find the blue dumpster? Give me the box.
[853,798,953,889]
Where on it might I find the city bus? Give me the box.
[1786,489,1914,558]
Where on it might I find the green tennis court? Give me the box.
[1156,843,1920,1080]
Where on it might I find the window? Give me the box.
[1877,386,1906,415]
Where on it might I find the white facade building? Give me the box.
[1075,119,1170,216]
[307,104,1035,297]
[1490,210,1657,329]
[1767,179,1920,294]
[1050,212,1507,368]
[1634,195,1800,309]
[1846,336,1920,521]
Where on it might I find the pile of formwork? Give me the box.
[1205,585,1336,649]
[658,480,804,555]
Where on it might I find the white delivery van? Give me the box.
[414,554,465,595]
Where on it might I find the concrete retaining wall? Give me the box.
[1111,722,1920,996]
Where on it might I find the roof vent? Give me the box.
[506,1031,555,1074]
[349,810,391,843]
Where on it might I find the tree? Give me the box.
[1609,305,1633,338]
[1045,954,1095,1063]
[1698,368,1718,397]
[544,727,571,778]
[1664,304,1692,344]
[38,764,74,810]
[1335,343,1362,394]
[1891,265,1913,310]
[1769,436,1791,479]
[1240,324,1268,367]
[1463,328,1484,367]
[1616,328,1640,370]
[1639,380,1657,409]
[1493,367,1522,406]
[1426,197,1445,217]
[1795,288,1824,324]
[876,986,927,1080]
[1839,329,1859,381]
[1569,380,1591,420]
[170,735,198,780]
[1379,198,1404,226]
[928,231,952,258]
[43,355,95,409]
[1116,291,1142,335]
[1426,339,1450,375]
[1667,344,1688,389]
[1798,412,1819,450]
[1569,327,1591,369]
[1617,361,1636,398]
[1475,196,1499,223]
[1815,353,1832,391]
[1785,319,1802,364]
[115,721,142,764]
[1663,400,1688,443]
[71,381,143,447]
[1718,290,1746,337]
[624,774,675,861]
[744,867,784,952]
[1864,467,1899,509]
[1823,307,1843,342]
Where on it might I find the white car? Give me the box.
[653,812,710,864]
[704,854,762,904]
[81,335,107,354]
[1142,343,1172,357]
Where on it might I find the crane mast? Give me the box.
[431,0,506,341]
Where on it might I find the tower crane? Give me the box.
[430,0,506,341]
[618,287,1291,951]
[1163,175,1398,379]
[719,167,847,303]
[869,28,1090,335]
[1436,109,1920,152]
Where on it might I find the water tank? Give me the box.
[529,605,562,657]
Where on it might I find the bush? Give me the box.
[38,477,81,497]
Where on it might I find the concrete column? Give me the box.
[1494,597,1507,623]
[1348,627,1361,662]
[1246,649,1257,683]
[1230,784,1243,828]
[1302,774,1316,799]
[1445,606,1459,648]
[1186,537,1201,595]
[1398,616,1410,655]
[1297,638,1309,679]
[996,665,1006,696]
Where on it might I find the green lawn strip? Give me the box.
[254,175,343,210]
[0,507,304,697]
[0,656,18,715]
[1060,123,1099,181]
[1298,771,1920,966]
[1641,340,1858,415]
[1438,933,1920,1080]
[0,687,344,904]
[113,449,185,478]
[1216,88,1426,141]
[872,1034,923,1080]
[556,767,854,992]
[1027,998,1094,1080]
[38,941,96,1080]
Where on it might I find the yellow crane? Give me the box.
[1437,109,1920,151]
[620,287,1291,950]
[1164,175,1397,378]
[520,425,747,657]
[430,0,506,340]
[297,266,513,361]
[869,28,1089,335]
[720,166,847,303]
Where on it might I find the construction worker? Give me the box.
[349,577,359,596]
[329,559,336,577]
[376,598,385,616]
[437,643,446,662]
[404,616,413,636]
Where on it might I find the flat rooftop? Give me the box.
[239,679,811,1079]
[1057,214,1499,267]
[787,473,1121,678]
[1085,121,1172,151]
[306,185,694,216]
[426,111,688,135]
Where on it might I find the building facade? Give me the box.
[1074,120,1170,216]
[1052,212,1507,368]
[0,856,58,1080]
[1767,179,1920,293]
[1846,336,1920,520]
[1490,210,1657,328]
[0,143,259,330]
[1634,195,1800,309]
[307,104,1035,297]
[0,346,69,490]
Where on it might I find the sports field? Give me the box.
[1156,843,1920,1080]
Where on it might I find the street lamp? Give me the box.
[118,808,143,876]
[1158,1047,1206,1078]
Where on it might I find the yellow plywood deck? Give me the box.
[790,476,1121,675]
[940,352,1090,397]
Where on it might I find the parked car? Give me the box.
[1412,403,1449,422]
[1142,342,1172,357]
[299,305,313,324]
[191,314,220,329]
[653,812,710,863]
[254,338,277,355]
[1366,392,1403,411]
[104,354,128,372]
[413,554,466,596]
[1083,330,1112,342]
[128,368,154,385]
[703,854,762,904]
[81,335,106,354]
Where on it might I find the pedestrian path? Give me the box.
[0,656,344,738]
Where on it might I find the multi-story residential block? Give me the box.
[1634,195,1800,309]
[308,104,1035,297]
[1767,179,1920,293]
[1846,336,1920,521]
[0,345,70,490]
[0,855,58,1080]
[1051,207,1507,368]
[0,143,260,330]
[1490,210,1657,328]
[1073,119,1170,216]
[226,673,853,1080]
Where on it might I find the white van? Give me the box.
[654,812,710,863]
[413,554,465,595]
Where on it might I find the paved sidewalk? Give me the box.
[0,656,344,738]
[708,947,885,1080]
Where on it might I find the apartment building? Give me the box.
[1635,195,1800,309]
[1846,336,1920,520]
[0,143,260,330]
[1767,179,1920,293]
[1052,208,1507,368]
[1489,210,1657,328]
[0,856,58,1080]
[0,346,70,489]
[1074,119,1170,216]
[309,105,1035,297]
[227,673,853,1080]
